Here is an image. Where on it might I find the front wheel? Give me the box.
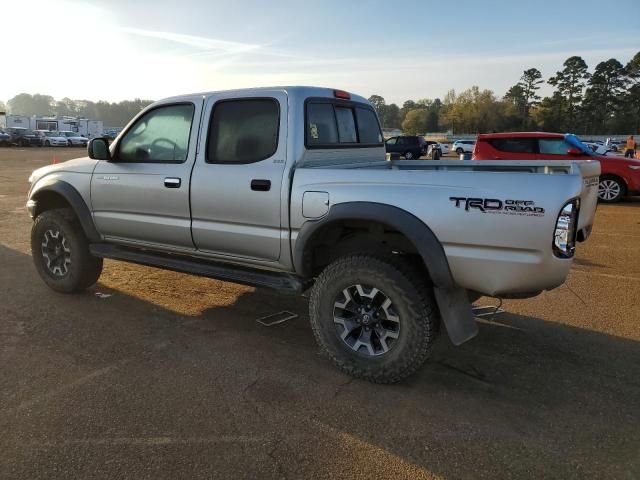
[31,208,103,293]
[598,176,625,203]
[309,255,438,383]
[456,148,463,154]
[404,151,415,159]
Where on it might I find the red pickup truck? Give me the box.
[472,132,640,203]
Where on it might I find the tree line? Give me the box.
[370,51,640,135]
[2,94,154,128]
[3,51,638,133]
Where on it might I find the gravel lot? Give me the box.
[1,147,639,479]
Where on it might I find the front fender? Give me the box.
[29,178,101,243]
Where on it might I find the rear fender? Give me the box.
[295,202,478,345]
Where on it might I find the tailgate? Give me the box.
[575,160,600,241]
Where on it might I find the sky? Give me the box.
[2,0,639,106]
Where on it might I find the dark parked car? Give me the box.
[5,127,43,147]
[384,136,426,159]
[0,129,11,147]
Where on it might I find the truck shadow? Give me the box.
[2,244,638,479]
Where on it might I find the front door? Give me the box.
[91,99,203,249]
[189,91,288,262]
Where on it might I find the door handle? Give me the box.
[251,179,271,191]
[164,177,181,188]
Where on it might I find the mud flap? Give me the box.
[433,287,478,346]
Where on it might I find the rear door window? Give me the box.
[207,99,280,164]
[489,138,537,153]
[539,138,569,155]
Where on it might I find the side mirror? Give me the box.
[567,147,582,156]
[88,137,111,160]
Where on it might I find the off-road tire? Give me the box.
[309,254,438,384]
[31,208,103,293]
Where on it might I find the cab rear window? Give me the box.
[306,99,382,148]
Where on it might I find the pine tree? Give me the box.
[518,68,544,127]
[548,56,590,130]
[582,59,628,133]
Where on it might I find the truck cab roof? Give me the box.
[159,86,369,105]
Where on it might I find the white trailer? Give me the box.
[7,115,104,138]
[6,115,31,129]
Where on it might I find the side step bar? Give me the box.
[89,244,304,294]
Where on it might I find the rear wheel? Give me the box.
[31,208,103,293]
[309,254,438,383]
[598,176,625,203]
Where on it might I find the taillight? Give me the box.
[334,89,351,100]
[553,199,579,258]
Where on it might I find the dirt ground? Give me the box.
[1,147,639,479]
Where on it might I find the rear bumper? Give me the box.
[445,245,573,298]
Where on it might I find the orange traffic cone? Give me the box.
[52,156,59,164]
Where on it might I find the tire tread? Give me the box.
[309,254,437,384]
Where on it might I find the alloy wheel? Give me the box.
[41,228,71,276]
[598,179,621,201]
[333,284,400,356]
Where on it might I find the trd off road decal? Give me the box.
[449,197,545,216]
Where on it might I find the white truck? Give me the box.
[26,87,600,383]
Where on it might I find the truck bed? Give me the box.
[291,159,600,297]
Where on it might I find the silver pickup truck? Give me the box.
[27,87,600,383]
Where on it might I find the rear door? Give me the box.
[91,98,202,249]
[189,91,288,261]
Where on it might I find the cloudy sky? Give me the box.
[3,0,639,104]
